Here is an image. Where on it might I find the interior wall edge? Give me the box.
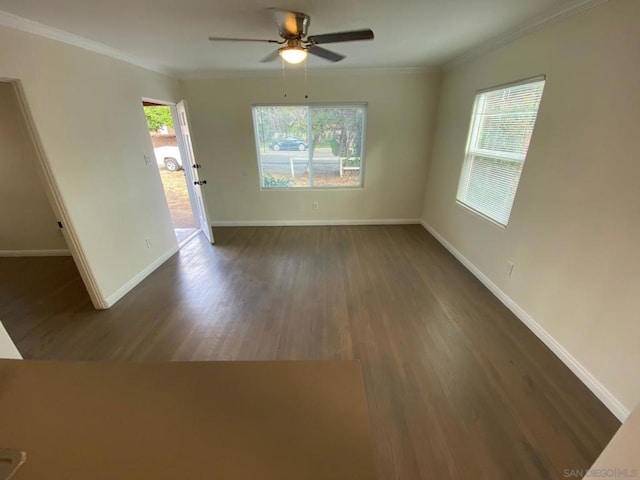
[419,219,630,422]
[8,79,108,309]
[104,244,179,308]
[0,321,22,359]
[420,69,446,210]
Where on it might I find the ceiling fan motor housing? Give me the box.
[276,11,310,39]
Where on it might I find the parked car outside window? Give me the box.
[268,137,308,151]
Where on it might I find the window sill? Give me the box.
[260,186,364,191]
[455,201,508,229]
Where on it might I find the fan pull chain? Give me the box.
[304,58,309,99]
[281,57,287,98]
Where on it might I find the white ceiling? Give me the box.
[0,0,594,77]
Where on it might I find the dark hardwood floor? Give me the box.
[0,225,619,479]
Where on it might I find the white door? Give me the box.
[175,101,214,243]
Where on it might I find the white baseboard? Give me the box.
[420,219,629,422]
[211,218,421,227]
[0,249,71,257]
[103,246,179,308]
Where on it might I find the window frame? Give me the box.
[251,103,368,190]
[456,75,546,227]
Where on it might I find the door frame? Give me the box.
[141,97,209,243]
[2,77,107,309]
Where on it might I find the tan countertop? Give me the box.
[0,360,376,479]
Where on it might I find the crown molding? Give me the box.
[2,0,607,80]
[446,0,611,69]
[179,65,439,81]
[0,10,174,76]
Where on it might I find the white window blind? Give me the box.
[457,78,545,226]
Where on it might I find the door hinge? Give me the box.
[57,221,64,229]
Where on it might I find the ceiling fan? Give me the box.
[208,9,374,64]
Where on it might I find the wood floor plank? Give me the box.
[0,225,620,479]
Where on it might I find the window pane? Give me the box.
[460,155,523,225]
[309,106,364,187]
[458,78,545,225]
[253,106,309,188]
[252,105,366,189]
[473,82,545,157]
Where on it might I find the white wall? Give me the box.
[422,0,640,416]
[0,321,21,359]
[0,82,67,252]
[181,71,440,223]
[0,26,182,306]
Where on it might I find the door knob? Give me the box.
[194,180,207,186]
[192,164,201,169]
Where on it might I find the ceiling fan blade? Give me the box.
[270,9,310,38]
[307,29,374,45]
[260,50,281,63]
[307,45,345,62]
[208,36,281,43]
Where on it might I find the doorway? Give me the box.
[143,101,199,245]
[0,81,71,256]
[0,79,94,348]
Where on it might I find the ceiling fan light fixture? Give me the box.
[279,46,307,64]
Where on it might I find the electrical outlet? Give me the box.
[505,261,515,277]
[145,238,152,249]
[144,154,153,166]
[312,201,319,212]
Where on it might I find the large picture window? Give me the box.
[252,104,366,188]
[457,77,546,226]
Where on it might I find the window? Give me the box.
[457,77,546,226]
[252,105,366,188]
